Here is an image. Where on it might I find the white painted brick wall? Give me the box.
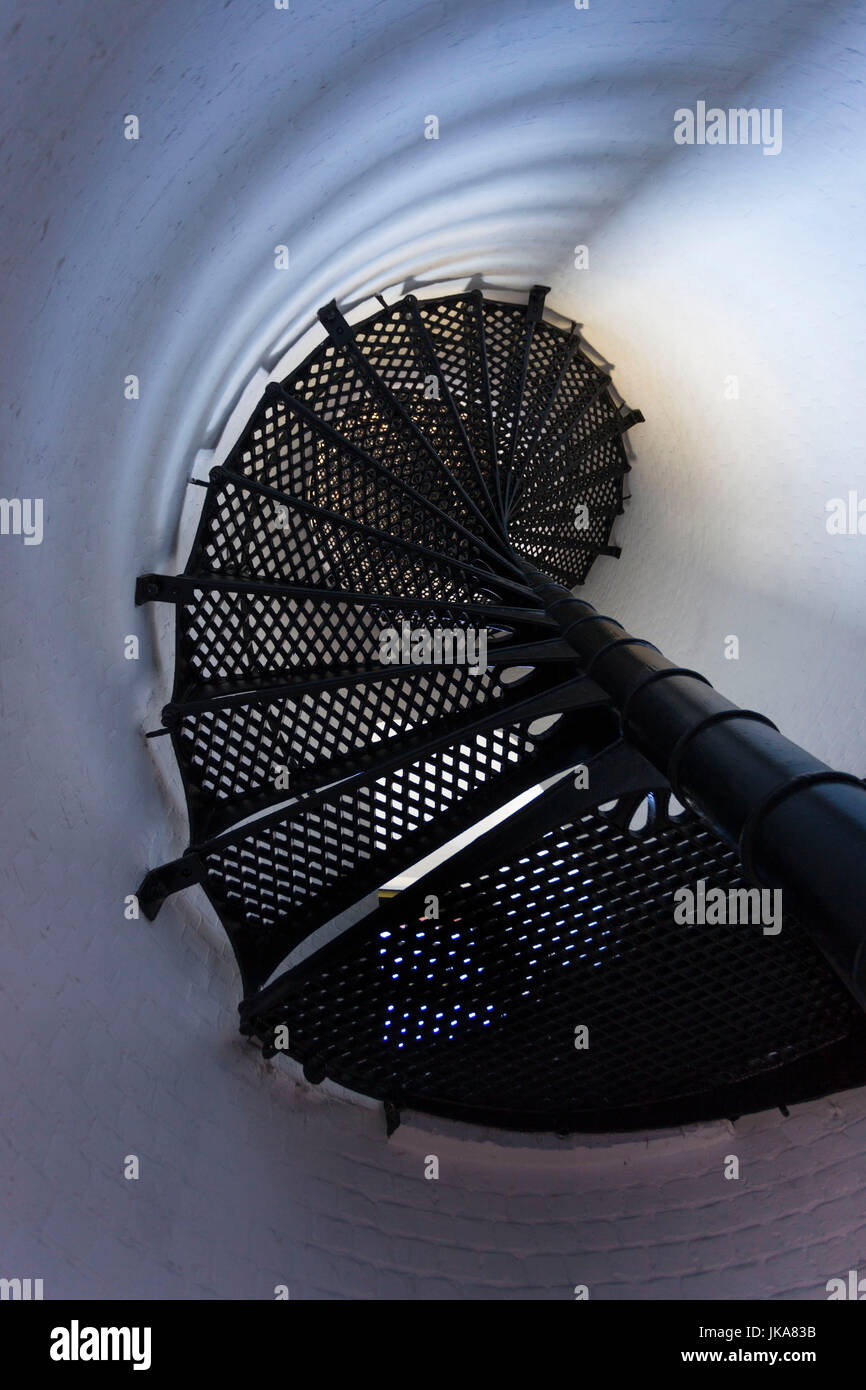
[2,0,865,1300]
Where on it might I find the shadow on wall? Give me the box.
[0,0,864,1300]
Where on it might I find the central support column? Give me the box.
[519,562,866,1011]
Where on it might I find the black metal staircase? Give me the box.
[136,286,866,1133]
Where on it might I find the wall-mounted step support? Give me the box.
[135,284,866,1133]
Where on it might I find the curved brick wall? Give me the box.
[2,0,865,1299]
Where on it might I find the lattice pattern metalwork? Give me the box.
[136,286,866,1132]
[242,783,864,1131]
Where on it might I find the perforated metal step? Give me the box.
[241,782,865,1132]
[136,286,866,1132]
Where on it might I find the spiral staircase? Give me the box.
[135,286,866,1134]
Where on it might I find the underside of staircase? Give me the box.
[135,286,866,1134]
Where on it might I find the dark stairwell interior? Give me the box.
[5,0,866,1303]
[136,286,866,1135]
